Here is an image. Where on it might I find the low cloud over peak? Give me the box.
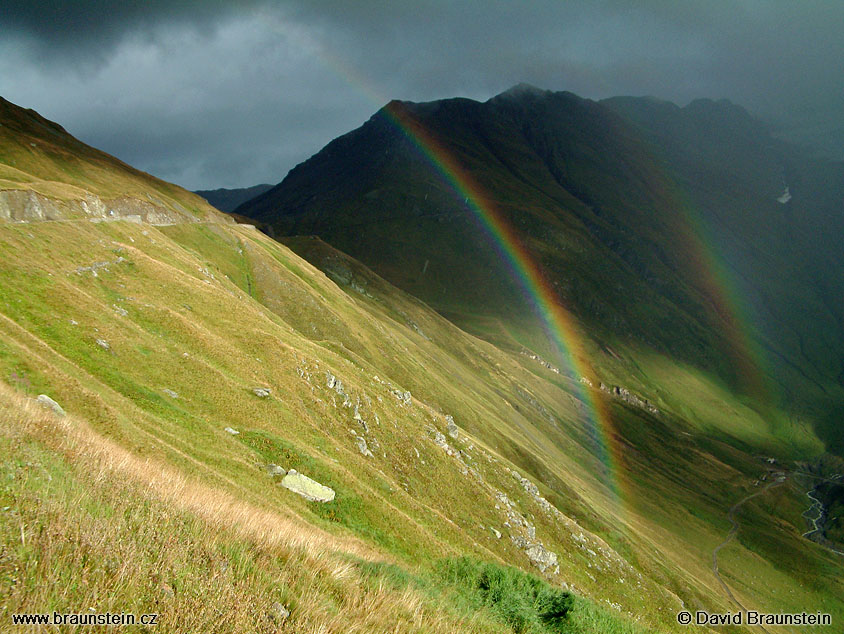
[3,1,843,189]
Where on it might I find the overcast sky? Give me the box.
[2,1,843,190]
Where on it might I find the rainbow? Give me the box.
[379,101,626,502]
[257,15,774,512]
[660,184,773,407]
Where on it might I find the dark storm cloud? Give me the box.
[2,1,263,56]
[2,2,843,189]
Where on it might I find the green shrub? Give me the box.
[436,557,573,633]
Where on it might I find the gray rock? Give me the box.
[224,427,240,435]
[392,389,411,405]
[281,470,335,503]
[252,387,271,398]
[431,430,456,456]
[355,436,373,458]
[511,536,559,574]
[163,389,179,399]
[491,528,502,539]
[446,415,459,439]
[95,338,110,350]
[269,602,290,623]
[518,475,540,498]
[266,464,286,477]
[36,394,65,417]
[600,382,660,415]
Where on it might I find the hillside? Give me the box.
[236,86,844,454]
[0,96,224,224]
[2,98,843,633]
[195,184,273,213]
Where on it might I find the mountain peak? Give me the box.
[495,83,549,99]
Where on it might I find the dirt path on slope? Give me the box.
[711,477,786,633]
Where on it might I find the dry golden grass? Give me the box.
[0,381,376,560]
[0,382,511,633]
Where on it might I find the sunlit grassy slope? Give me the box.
[1,98,842,633]
[0,215,840,632]
[0,97,220,222]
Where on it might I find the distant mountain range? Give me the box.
[236,84,844,452]
[194,183,273,213]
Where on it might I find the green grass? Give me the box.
[0,217,839,632]
[3,96,843,632]
[356,558,649,634]
[436,558,575,634]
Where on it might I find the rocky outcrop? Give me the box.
[509,469,560,518]
[1,190,64,222]
[511,536,559,574]
[520,350,560,374]
[281,469,335,503]
[599,382,660,415]
[268,602,290,624]
[252,387,271,398]
[494,488,559,574]
[326,371,353,407]
[446,415,459,439]
[74,257,126,277]
[514,387,556,424]
[354,435,373,458]
[0,190,203,225]
[431,429,457,457]
[392,388,412,406]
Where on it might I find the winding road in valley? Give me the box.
[712,471,843,632]
[711,476,786,634]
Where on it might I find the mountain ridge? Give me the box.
[235,85,844,452]
[195,183,274,213]
[0,95,225,225]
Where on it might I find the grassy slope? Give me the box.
[0,98,841,632]
[282,235,844,619]
[0,219,658,632]
[1,217,842,632]
[0,97,219,220]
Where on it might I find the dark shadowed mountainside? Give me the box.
[195,184,273,213]
[236,85,844,452]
